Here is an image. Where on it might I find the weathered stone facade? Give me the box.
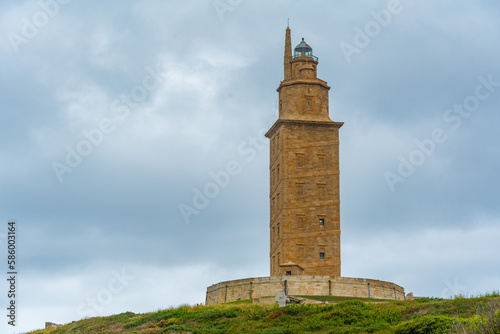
[206,276,405,305]
[265,27,343,277]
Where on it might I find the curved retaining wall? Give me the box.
[205,276,405,305]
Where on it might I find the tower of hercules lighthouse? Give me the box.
[205,28,406,306]
[266,27,344,277]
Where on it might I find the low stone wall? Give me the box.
[205,276,405,305]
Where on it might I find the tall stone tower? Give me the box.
[205,28,405,305]
[266,27,344,277]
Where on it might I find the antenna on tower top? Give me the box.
[287,18,290,27]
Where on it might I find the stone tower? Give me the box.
[266,27,344,277]
[205,28,406,305]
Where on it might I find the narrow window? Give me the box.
[319,218,325,226]
[297,184,304,197]
[308,88,311,93]
[296,154,304,168]
[318,184,325,197]
[317,154,326,169]
[297,244,304,258]
[296,214,305,229]
[319,157,325,168]
[320,252,325,259]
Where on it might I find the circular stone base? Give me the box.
[205,275,405,305]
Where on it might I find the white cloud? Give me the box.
[342,218,500,297]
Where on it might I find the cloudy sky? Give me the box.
[1,0,500,332]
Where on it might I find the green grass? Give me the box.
[28,295,500,334]
[225,299,253,305]
[293,295,392,303]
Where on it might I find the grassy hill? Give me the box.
[30,294,500,334]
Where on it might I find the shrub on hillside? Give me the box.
[393,315,455,334]
[451,299,500,334]
[195,308,239,320]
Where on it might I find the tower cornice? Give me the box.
[265,119,344,139]
[276,78,330,93]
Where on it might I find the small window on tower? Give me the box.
[308,88,311,93]
[286,271,292,276]
[297,184,304,197]
[318,154,326,168]
[320,252,325,259]
[318,184,326,197]
[319,218,325,225]
[296,214,305,229]
[297,244,304,258]
[296,154,304,168]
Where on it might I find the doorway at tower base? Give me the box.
[205,275,405,305]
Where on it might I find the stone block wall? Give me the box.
[205,275,405,305]
[267,120,343,277]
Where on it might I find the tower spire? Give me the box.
[284,26,292,80]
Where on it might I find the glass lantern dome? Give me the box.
[293,38,318,61]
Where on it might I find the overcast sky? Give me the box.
[1,0,500,332]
